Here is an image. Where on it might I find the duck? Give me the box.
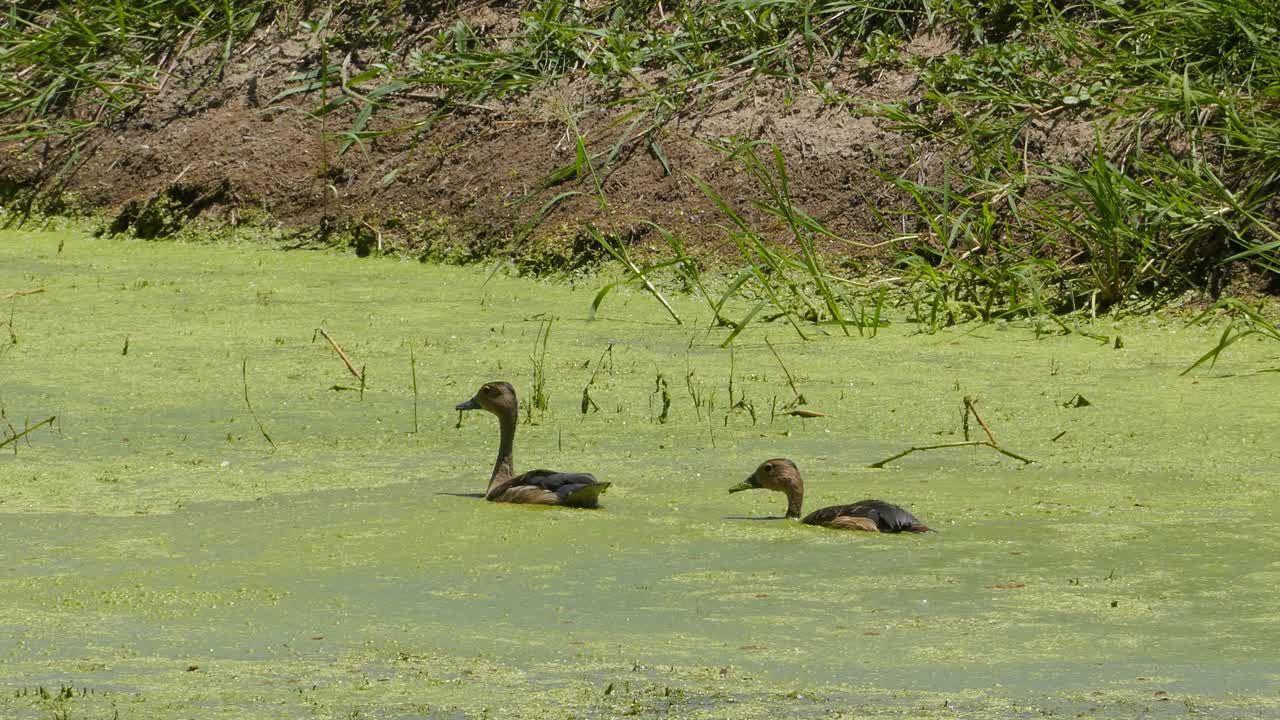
[728,458,931,532]
[455,381,610,507]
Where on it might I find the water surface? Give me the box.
[2,229,1278,718]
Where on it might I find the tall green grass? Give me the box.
[3,0,1277,331]
[0,1,267,142]
[404,0,1276,324]
[880,0,1280,310]
[1183,299,1280,374]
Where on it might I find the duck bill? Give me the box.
[455,396,481,411]
[728,476,761,494]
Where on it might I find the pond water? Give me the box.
[1,229,1278,718]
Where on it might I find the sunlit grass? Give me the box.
[2,0,1277,333]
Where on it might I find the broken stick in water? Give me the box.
[1,288,46,300]
[0,416,57,451]
[317,327,363,381]
[869,440,1035,468]
[962,395,997,445]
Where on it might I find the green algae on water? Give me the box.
[2,229,1279,718]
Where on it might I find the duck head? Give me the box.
[728,458,804,519]
[456,381,518,417]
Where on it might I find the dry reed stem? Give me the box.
[0,415,56,451]
[317,328,363,381]
[869,440,1035,468]
[1,288,46,299]
[963,395,998,445]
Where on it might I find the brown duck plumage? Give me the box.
[728,458,931,533]
[456,382,610,507]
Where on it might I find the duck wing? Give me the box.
[488,470,610,508]
[802,499,929,533]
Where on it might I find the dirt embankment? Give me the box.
[0,5,1097,269]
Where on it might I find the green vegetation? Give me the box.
[1183,297,1280,373]
[0,0,266,141]
[2,0,1278,339]
[3,229,1280,718]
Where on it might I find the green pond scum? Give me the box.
[1,229,1279,719]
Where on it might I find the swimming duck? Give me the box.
[728,458,931,532]
[455,381,610,507]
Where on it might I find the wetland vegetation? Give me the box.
[3,1,1280,717]
[3,229,1280,718]
[2,0,1279,319]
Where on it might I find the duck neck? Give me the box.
[784,486,803,519]
[486,406,518,497]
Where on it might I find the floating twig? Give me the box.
[1,288,45,300]
[869,440,1035,468]
[0,415,56,451]
[962,395,997,445]
[241,359,276,451]
[316,328,363,381]
[787,408,827,418]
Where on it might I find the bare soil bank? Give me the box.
[0,4,1112,270]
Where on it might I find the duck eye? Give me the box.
[764,463,774,472]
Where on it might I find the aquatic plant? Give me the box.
[586,226,682,324]
[524,317,554,424]
[0,414,56,454]
[240,358,276,452]
[690,138,863,344]
[408,343,419,433]
[5,231,1280,719]
[580,343,612,415]
[1183,298,1280,374]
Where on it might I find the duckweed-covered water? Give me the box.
[2,229,1278,718]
